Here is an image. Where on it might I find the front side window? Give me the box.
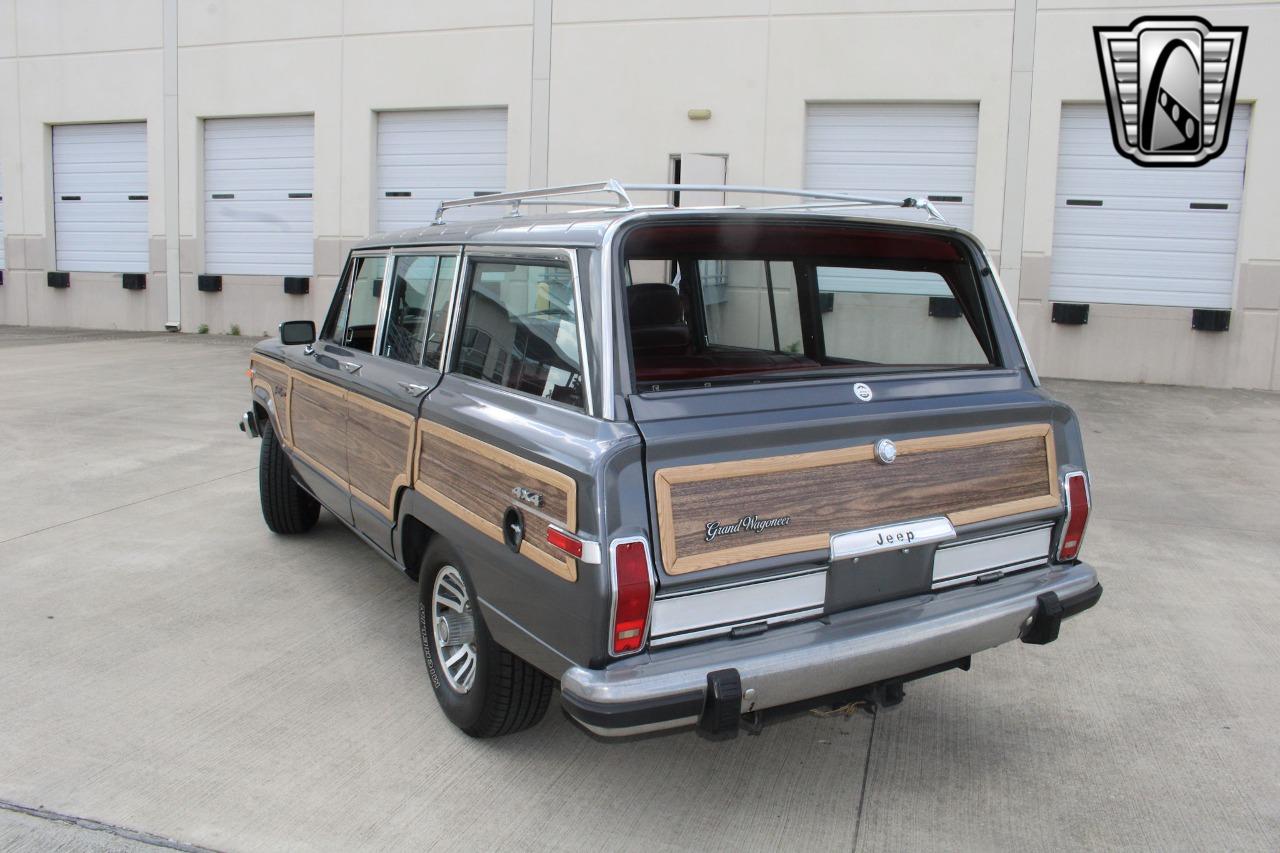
[622,222,996,388]
[381,254,457,366]
[454,259,583,409]
[329,255,385,353]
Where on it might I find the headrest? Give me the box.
[627,283,690,352]
[627,283,684,328]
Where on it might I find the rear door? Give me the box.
[416,247,611,659]
[342,249,458,551]
[623,227,1068,628]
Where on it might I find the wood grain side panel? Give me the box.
[415,420,577,581]
[249,358,292,445]
[656,425,1059,575]
[288,372,348,483]
[346,394,415,518]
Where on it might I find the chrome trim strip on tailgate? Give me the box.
[932,523,1053,588]
[650,570,827,648]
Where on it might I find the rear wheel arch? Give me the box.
[399,512,434,582]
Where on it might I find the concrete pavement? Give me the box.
[0,328,1276,851]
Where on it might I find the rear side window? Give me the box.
[382,254,457,367]
[454,260,584,409]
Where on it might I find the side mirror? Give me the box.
[279,320,316,346]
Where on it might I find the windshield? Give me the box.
[621,221,998,389]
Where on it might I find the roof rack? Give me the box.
[432,180,947,224]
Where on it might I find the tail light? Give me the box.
[1056,471,1091,561]
[610,538,654,655]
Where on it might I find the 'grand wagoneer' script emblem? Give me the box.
[705,515,792,543]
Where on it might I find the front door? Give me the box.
[343,250,458,551]
[286,252,388,523]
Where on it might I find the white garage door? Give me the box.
[53,123,149,273]
[204,115,314,276]
[1050,104,1250,309]
[805,103,978,230]
[376,108,507,232]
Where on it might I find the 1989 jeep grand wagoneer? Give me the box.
[242,181,1101,739]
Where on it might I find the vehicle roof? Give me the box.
[352,206,965,252]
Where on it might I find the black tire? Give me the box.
[258,418,320,534]
[418,539,553,737]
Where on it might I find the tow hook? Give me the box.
[1022,591,1064,645]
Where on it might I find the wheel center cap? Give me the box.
[435,616,450,645]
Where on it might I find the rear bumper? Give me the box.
[560,562,1100,737]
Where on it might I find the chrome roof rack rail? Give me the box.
[622,183,947,223]
[431,179,947,224]
[433,180,634,224]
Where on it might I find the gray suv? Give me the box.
[242,181,1101,739]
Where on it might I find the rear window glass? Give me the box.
[622,222,996,388]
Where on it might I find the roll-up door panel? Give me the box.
[204,115,314,276]
[1050,104,1249,309]
[376,108,507,232]
[805,103,978,230]
[53,123,149,273]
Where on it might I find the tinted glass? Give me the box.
[423,255,456,369]
[455,260,583,408]
[622,222,995,388]
[332,255,385,353]
[816,267,988,365]
[382,255,438,364]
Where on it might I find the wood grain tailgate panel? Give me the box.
[415,420,578,581]
[655,424,1060,574]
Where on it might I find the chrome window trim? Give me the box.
[599,217,628,421]
[372,249,397,357]
[981,247,1040,387]
[330,248,392,349]
[373,246,463,369]
[444,244,594,417]
[607,535,656,659]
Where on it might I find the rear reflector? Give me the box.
[611,539,654,655]
[1056,471,1091,561]
[546,525,584,559]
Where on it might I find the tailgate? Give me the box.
[632,372,1068,599]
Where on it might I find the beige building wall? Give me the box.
[1016,0,1280,390]
[0,0,1276,389]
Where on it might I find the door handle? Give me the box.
[398,381,429,396]
[339,360,362,374]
